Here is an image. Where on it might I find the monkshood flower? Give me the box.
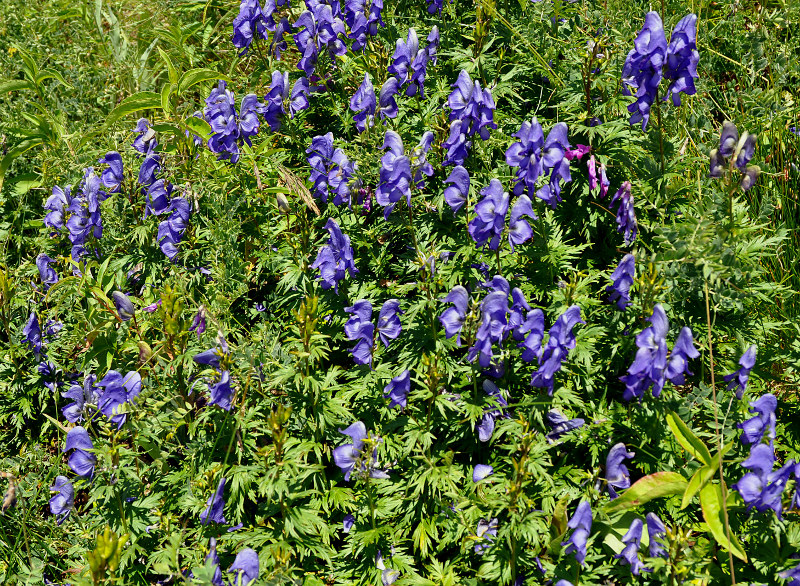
[205,538,223,586]
[97,370,142,429]
[610,181,637,244]
[780,565,800,586]
[311,219,357,292]
[22,312,43,357]
[271,17,291,59]
[44,185,72,234]
[439,285,469,345]
[138,149,161,192]
[725,345,757,399]
[350,73,376,132]
[307,132,335,201]
[64,426,96,478]
[346,0,385,51]
[476,380,509,441]
[49,476,74,525]
[232,0,272,55]
[448,70,497,139]
[468,179,509,250]
[565,144,591,161]
[38,360,62,393]
[444,166,469,214]
[200,477,227,525]
[204,82,265,164]
[377,300,402,347]
[293,6,347,76]
[606,443,635,498]
[545,410,585,441]
[646,512,667,557]
[98,152,123,193]
[333,421,388,481]
[62,375,100,423]
[111,291,135,321]
[508,195,536,251]
[472,464,494,482]
[518,308,545,362]
[607,253,635,310]
[441,119,470,167]
[506,119,571,208]
[65,168,105,264]
[375,551,400,586]
[738,393,777,446]
[733,443,794,518]
[158,197,192,260]
[194,342,234,410]
[264,72,309,131]
[664,327,699,385]
[388,29,422,94]
[474,517,498,554]
[614,518,647,575]
[562,500,592,565]
[621,12,667,130]
[663,14,699,106]
[376,131,412,218]
[530,306,583,394]
[132,118,156,154]
[427,27,439,64]
[228,547,259,586]
[427,0,443,14]
[599,163,610,198]
[378,78,399,120]
[36,254,59,291]
[469,290,510,368]
[410,132,435,188]
[384,369,410,409]
[344,300,374,366]
[620,304,669,401]
[342,513,355,532]
[709,122,760,191]
[328,148,358,207]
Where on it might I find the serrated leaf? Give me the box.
[605,471,687,513]
[105,91,162,127]
[699,483,747,561]
[666,411,711,465]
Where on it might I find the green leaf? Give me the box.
[666,411,712,465]
[0,137,45,193]
[157,47,178,86]
[35,68,73,89]
[699,483,747,561]
[105,91,162,127]
[182,115,212,139]
[176,68,229,97]
[0,79,34,94]
[681,442,733,509]
[605,471,687,513]
[160,83,174,114]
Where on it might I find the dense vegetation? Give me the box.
[1,0,799,584]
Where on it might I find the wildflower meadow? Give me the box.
[0,0,799,584]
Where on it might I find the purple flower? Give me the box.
[447,70,497,139]
[663,14,699,106]
[49,476,74,525]
[96,370,142,428]
[228,548,259,586]
[132,118,156,154]
[343,513,355,532]
[621,12,667,129]
[189,305,207,338]
[327,148,358,206]
[376,131,412,218]
[62,375,100,423]
[204,82,265,163]
[620,304,669,401]
[545,410,585,440]
[664,327,699,385]
[64,426,96,478]
[724,345,757,399]
[384,370,410,409]
[410,131,435,188]
[561,500,592,565]
[508,195,536,251]
[158,197,191,260]
[350,73,376,132]
[505,118,570,208]
[719,121,739,158]
[606,443,635,498]
[344,300,374,366]
[209,371,233,410]
[607,253,635,310]
[646,512,667,557]
[443,165,469,214]
[474,517,498,554]
[293,6,347,76]
[610,181,637,244]
[378,78,399,120]
[311,218,357,293]
[22,312,43,357]
[441,119,471,167]
[232,0,271,55]
[599,163,610,198]
[518,308,545,362]
[263,72,309,131]
[614,518,646,575]
[377,300,402,347]
[468,179,509,250]
[98,152,124,193]
[439,285,469,344]
[200,478,227,525]
[44,185,71,233]
[468,290,510,368]
[738,393,777,447]
[565,144,591,161]
[732,443,794,518]
[427,0,444,14]
[530,306,583,394]
[307,132,335,202]
[780,564,800,586]
[346,0,385,50]
[472,464,494,482]
[111,291,135,322]
[388,29,428,97]
[332,422,387,481]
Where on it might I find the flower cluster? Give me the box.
[311,218,358,292]
[468,179,536,251]
[204,81,264,164]
[306,133,359,205]
[447,70,496,139]
[375,131,412,217]
[194,339,234,410]
[343,299,402,366]
[344,0,385,51]
[476,380,510,442]
[232,0,273,55]
[620,304,699,401]
[505,118,572,208]
[528,306,583,394]
[610,181,637,244]
[562,500,592,565]
[607,253,635,310]
[387,28,438,98]
[96,370,142,429]
[709,121,760,191]
[49,476,74,525]
[332,421,389,481]
[293,4,347,77]
[263,71,309,131]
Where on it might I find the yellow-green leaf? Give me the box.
[681,441,733,509]
[605,471,688,513]
[105,91,162,127]
[666,411,712,465]
[699,483,747,561]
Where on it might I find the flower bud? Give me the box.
[112,291,135,321]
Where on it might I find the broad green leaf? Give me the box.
[177,68,229,96]
[605,471,687,513]
[161,82,174,114]
[35,68,73,89]
[0,79,34,94]
[105,91,161,127]
[157,47,178,86]
[182,115,212,139]
[0,137,45,193]
[681,442,733,509]
[699,483,747,561]
[666,411,712,465]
